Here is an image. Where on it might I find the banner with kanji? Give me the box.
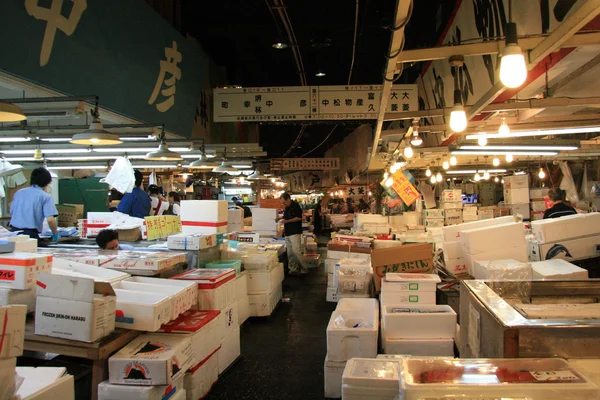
[389,170,420,206]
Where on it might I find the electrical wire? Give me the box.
[347,0,360,85]
[281,125,307,157]
[274,0,307,86]
[299,125,338,158]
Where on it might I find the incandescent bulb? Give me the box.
[404,146,414,159]
[390,165,398,174]
[506,153,514,163]
[538,168,546,179]
[499,119,510,135]
[430,176,437,184]
[385,178,394,187]
[383,172,389,179]
[425,168,432,177]
[449,106,468,132]
[483,171,490,180]
[478,135,488,146]
[411,131,423,146]
[493,157,500,167]
[436,172,442,182]
[443,161,450,170]
[474,173,481,182]
[494,177,500,183]
[450,156,457,166]
[500,45,527,88]
[368,191,372,196]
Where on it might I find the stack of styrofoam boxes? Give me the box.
[181,200,229,235]
[341,358,403,400]
[0,305,27,399]
[531,259,589,280]
[462,204,478,222]
[355,214,390,234]
[0,252,52,313]
[235,269,250,326]
[423,209,445,230]
[228,208,244,233]
[84,212,114,238]
[252,208,277,237]
[530,188,550,221]
[171,268,240,374]
[460,221,528,275]
[335,258,372,300]
[3,235,37,252]
[325,245,371,303]
[529,213,600,262]
[504,175,531,221]
[472,259,533,281]
[247,258,284,317]
[440,190,462,226]
[324,298,379,399]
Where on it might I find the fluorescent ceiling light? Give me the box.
[46,155,145,161]
[39,138,71,142]
[131,164,180,168]
[446,169,507,174]
[231,162,253,169]
[451,150,558,156]
[466,126,600,140]
[120,136,157,141]
[0,149,92,154]
[92,147,191,153]
[459,145,578,151]
[47,165,108,170]
[0,137,31,142]
[2,157,38,161]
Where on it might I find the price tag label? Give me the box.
[531,370,580,382]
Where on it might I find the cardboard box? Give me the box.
[228,208,244,227]
[531,213,600,244]
[11,238,37,253]
[64,203,85,220]
[460,222,526,255]
[0,358,16,398]
[0,305,27,359]
[15,367,75,400]
[529,188,549,200]
[442,190,462,202]
[424,219,444,229]
[508,203,531,219]
[503,175,529,189]
[478,209,494,220]
[371,243,434,291]
[503,188,530,204]
[441,201,463,210]
[0,288,36,312]
[462,206,478,216]
[442,216,514,242]
[423,209,444,219]
[109,334,194,386]
[167,233,217,251]
[444,209,462,219]
[117,228,142,242]
[56,204,78,227]
[98,377,183,400]
[531,259,588,280]
[327,243,372,261]
[529,234,600,262]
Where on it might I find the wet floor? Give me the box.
[208,247,335,400]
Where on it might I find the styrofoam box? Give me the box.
[442,189,462,202]
[173,269,236,310]
[182,224,228,235]
[113,289,172,331]
[113,281,188,319]
[237,295,249,325]
[424,218,444,228]
[465,245,529,276]
[472,259,532,281]
[532,259,589,280]
[442,216,514,242]
[249,284,282,317]
[423,209,445,219]
[219,326,240,374]
[181,200,228,223]
[380,291,436,307]
[241,253,277,270]
[337,266,371,296]
[327,250,371,261]
[0,287,36,312]
[324,354,346,399]
[385,337,454,357]
[247,263,284,295]
[341,358,400,400]
[401,358,600,400]
[326,259,337,274]
[167,233,217,251]
[504,188,530,204]
[382,273,441,293]
[531,213,600,244]
[531,200,548,212]
[336,298,379,312]
[529,234,600,262]
[327,272,334,288]
[503,174,529,189]
[441,240,462,260]
[228,208,244,226]
[382,305,456,339]
[185,348,219,400]
[12,238,37,253]
[98,376,184,400]
[235,271,248,300]
[0,253,43,290]
[441,201,463,210]
[125,277,197,312]
[355,214,388,227]
[445,257,468,276]
[326,287,338,303]
[52,258,130,284]
[326,308,378,362]
[460,222,526,255]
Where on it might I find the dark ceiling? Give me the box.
[183,0,453,158]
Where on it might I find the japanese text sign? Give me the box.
[145,215,181,240]
[390,170,420,206]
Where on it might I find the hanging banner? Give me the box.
[213,85,418,122]
[145,215,181,240]
[390,170,421,206]
[270,158,340,171]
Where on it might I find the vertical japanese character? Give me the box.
[391,104,398,112]
[391,92,398,99]
[255,95,262,102]
[357,99,364,106]
[266,100,274,107]
[402,103,410,111]
[255,106,262,113]
[322,100,330,106]
[300,99,307,107]
[345,99,352,106]
[333,99,341,106]
[221,102,229,109]
[244,101,251,108]
[368,92,375,100]
[368,104,375,111]
[148,41,182,112]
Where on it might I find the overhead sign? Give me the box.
[389,170,420,207]
[271,158,340,171]
[213,85,418,122]
[0,0,206,138]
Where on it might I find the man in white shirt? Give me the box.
[148,185,169,216]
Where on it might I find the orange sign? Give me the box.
[390,171,420,206]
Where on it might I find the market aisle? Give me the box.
[208,251,335,399]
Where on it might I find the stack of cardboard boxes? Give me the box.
[478,182,497,207]
[503,175,531,220]
[0,251,51,312]
[0,305,28,399]
[423,209,445,230]
[441,190,463,226]
[462,205,478,222]
[530,188,550,221]
[228,208,244,233]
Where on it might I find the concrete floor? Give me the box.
[208,252,335,399]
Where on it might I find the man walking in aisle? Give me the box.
[280,192,307,276]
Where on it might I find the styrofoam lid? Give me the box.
[384,273,441,283]
[173,268,235,282]
[342,358,400,389]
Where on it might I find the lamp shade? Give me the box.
[247,170,268,180]
[212,161,239,173]
[188,155,218,169]
[145,142,182,160]
[0,102,26,122]
[71,119,122,145]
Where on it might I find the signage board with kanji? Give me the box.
[270,158,340,171]
[389,171,421,206]
[145,215,182,240]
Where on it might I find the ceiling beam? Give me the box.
[548,53,600,96]
[420,118,600,135]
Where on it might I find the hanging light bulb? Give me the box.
[383,172,389,179]
[410,130,423,146]
[506,153,514,163]
[436,172,442,182]
[494,176,500,183]
[368,191,372,196]
[404,145,414,159]
[501,179,505,184]
[483,171,490,180]
[390,164,398,174]
[474,172,481,182]
[385,177,394,187]
[500,22,527,88]
[442,161,450,170]
[478,135,488,147]
[538,167,546,179]
[430,176,437,184]
[498,117,510,135]
[449,90,467,132]
[492,157,500,167]
[425,168,432,177]
[449,156,457,166]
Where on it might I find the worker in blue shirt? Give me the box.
[117,170,151,219]
[9,167,59,242]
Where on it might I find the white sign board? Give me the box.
[270,158,339,171]
[213,85,417,122]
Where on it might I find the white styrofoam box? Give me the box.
[52,258,130,284]
[530,188,550,199]
[0,252,44,289]
[0,288,35,312]
[336,263,372,297]
[531,200,548,212]
[423,209,445,219]
[382,273,440,293]
[87,212,115,224]
[355,214,388,227]
[509,203,531,219]
[113,280,189,318]
[173,268,237,311]
[504,187,530,204]
[341,358,401,400]
[249,284,282,317]
[218,326,240,374]
[402,212,422,226]
[465,245,529,275]
[241,253,277,270]
[462,206,478,215]
[472,259,532,281]
[379,291,436,307]
[531,213,600,244]
[568,359,600,388]
[168,233,217,251]
[326,259,336,274]
[125,277,197,312]
[442,216,514,242]
[441,240,462,260]
[235,271,248,300]
[336,298,379,313]
[252,207,277,220]
[327,250,371,261]
[228,223,243,233]
[382,305,456,339]
[384,337,454,357]
[503,174,529,189]
[181,200,228,223]
[247,263,284,295]
[99,376,184,400]
[326,287,338,303]
[532,259,589,280]
[445,257,469,276]
[113,289,172,331]
[0,305,26,359]
[326,308,378,362]
[441,201,463,210]
[11,238,37,253]
[228,208,244,226]
[444,208,462,219]
[327,272,334,288]
[478,209,495,220]
[324,354,346,399]
[442,190,462,202]
[424,218,444,229]
[181,224,228,235]
[237,295,249,325]
[460,222,526,255]
[362,223,391,234]
[109,334,194,386]
[529,234,600,262]
[184,348,219,400]
[158,309,221,368]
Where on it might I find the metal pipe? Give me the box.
[1,95,98,103]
